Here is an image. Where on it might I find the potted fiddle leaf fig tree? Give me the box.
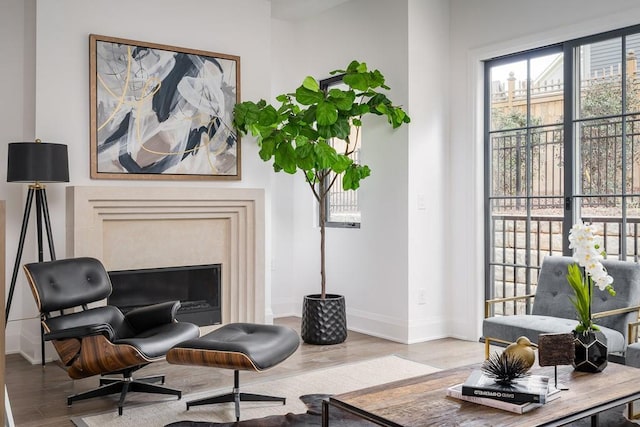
[233,60,410,344]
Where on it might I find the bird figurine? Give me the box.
[504,336,536,370]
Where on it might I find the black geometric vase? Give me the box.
[572,330,608,373]
[301,294,347,345]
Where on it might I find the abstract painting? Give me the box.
[89,34,240,180]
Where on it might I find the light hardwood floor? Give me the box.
[5,317,487,427]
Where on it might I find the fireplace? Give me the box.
[108,264,222,326]
[66,186,266,324]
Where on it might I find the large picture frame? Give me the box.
[89,34,241,180]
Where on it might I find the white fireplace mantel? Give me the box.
[66,186,265,324]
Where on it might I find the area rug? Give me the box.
[72,355,439,427]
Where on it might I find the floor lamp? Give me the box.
[6,140,69,366]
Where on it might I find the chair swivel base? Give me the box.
[69,374,181,416]
[186,370,285,421]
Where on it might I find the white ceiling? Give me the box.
[270,0,351,21]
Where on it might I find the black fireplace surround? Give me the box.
[108,264,221,326]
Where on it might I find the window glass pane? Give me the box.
[626,34,640,114]
[580,198,623,258]
[626,196,640,261]
[320,78,362,227]
[579,38,623,119]
[490,60,527,131]
[327,124,361,224]
[489,130,527,197]
[626,115,640,193]
[528,209,564,266]
[530,124,564,199]
[490,199,525,258]
[578,119,623,196]
[490,265,528,315]
[530,53,564,125]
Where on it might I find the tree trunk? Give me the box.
[319,176,326,299]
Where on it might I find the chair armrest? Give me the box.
[590,305,640,344]
[484,294,536,318]
[630,320,640,344]
[592,304,640,320]
[44,323,115,342]
[125,300,180,333]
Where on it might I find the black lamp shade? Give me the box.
[7,142,69,183]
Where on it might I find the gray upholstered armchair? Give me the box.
[483,255,640,362]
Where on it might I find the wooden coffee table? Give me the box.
[322,362,640,426]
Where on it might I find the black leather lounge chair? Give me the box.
[23,257,200,415]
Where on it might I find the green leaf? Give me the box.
[274,141,297,174]
[328,89,356,110]
[332,154,352,174]
[346,60,366,73]
[302,76,320,92]
[233,101,261,132]
[316,101,339,126]
[305,170,317,184]
[258,137,276,161]
[258,105,279,126]
[302,105,317,124]
[567,263,593,330]
[299,126,319,141]
[282,122,300,138]
[317,125,332,139]
[314,141,338,169]
[342,164,371,190]
[295,143,316,170]
[330,118,351,140]
[295,86,324,105]
[344,73,369,91]
[369,69,385,89]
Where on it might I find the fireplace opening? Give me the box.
[107,264,221,326]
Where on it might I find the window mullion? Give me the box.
[562,43,576,256]
[621,36,629,259]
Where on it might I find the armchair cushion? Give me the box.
[483,314,626,354]
[124,300,180,334]
[625,342,640,368]
[44,306,132,339]
[483,255,640,358]
[24,257,111,313]
[531,256,640,341]
[116,322,201,359]
[44,323,116,342]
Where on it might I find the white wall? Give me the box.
[0,0,37,356]
[448,0,640,341]
[406,0,450,343]
[4,0,274,361]
[269,18,298,317]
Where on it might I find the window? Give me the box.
[320,75,362,228]
[484,24,640,313]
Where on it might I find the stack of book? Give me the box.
[446,370,560,414]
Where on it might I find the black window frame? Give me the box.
[484,23,640,305]
[319,74,361,229]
